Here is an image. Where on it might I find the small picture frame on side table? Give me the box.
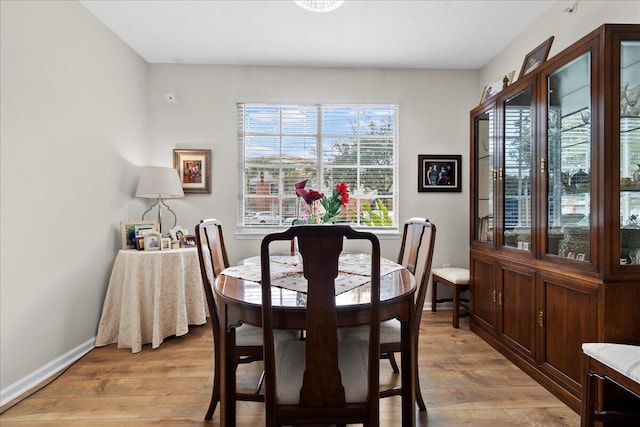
[170,225,188,242]
[181,235,197,247]
[144,232,162,251]
[173,149,211,194]
[519,36,554,79]
[161,238,172,250]
[135,236,145,250]
[418,154,462,192]
[121,220,159,249]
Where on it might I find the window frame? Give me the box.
[236,102,399,235]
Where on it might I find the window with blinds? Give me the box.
[237,103,398,232]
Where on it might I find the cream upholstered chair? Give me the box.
[430,267,470,328]
[195,219,297,420]
[339,217,436,411]
[581,343,640,426]
[260,225,381,426]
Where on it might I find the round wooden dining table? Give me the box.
[214,254,418,427]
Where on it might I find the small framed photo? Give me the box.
[144,232,162,251]
[519,36,554,79]
[161,238,172,250]
[135,224,156,237]
[121,220,159,249]
[418,155,462,192]
[181,234,197,247]
[173,149,211,194]
[170,225,188,242]
[480,70,516,103]
[135,236,145,250]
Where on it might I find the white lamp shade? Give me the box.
[135,167,184,199]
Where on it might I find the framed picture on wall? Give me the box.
[418,154,462,192]
[519,36,554,79]
[173,149,211,194]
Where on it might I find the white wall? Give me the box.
[0,1,148,394]
[2,0,635,405]
[480,0,640,89]
[146,65,477,265]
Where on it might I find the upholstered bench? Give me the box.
[430,267,470,328]
[581,343,640,426]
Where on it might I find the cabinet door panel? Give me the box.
[539,275,597,395]
[503,87,534,252]
[471,255,497,333]
[618,39,640,272]
[544,50,594,264]
[499,265,536,362]
[473,107,496,245]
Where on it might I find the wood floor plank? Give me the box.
[0,311,580,426]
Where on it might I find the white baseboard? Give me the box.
[1,337,95,407]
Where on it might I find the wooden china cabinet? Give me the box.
[469,24,640,412]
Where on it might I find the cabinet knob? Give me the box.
[540,158,546,173]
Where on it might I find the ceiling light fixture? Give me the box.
[295,0,344,13]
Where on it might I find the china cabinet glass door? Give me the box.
[475,108,495,243]
[503,87,533,251]
[546,52,592,261]
[620,40,640,265]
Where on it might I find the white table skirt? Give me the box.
[96,247,207,353]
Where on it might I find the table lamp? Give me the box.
[135,166,184,233]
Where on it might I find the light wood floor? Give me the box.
[0,311,579,426]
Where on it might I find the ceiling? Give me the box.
[80,0,557,70]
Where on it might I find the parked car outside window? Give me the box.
[246,211,282,225]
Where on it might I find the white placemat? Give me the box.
[221,255,403,295]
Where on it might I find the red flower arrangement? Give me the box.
[294,180,350,224]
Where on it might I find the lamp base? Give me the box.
[141,197,177,235]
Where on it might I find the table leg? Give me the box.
[401,300,416,427]
[220,316,237,427]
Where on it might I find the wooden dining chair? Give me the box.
[260,225,381,426]
[195,219,297,420]
[339,217,436,412]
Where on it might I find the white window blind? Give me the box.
[237,103,398,232]
[504,104,532,230]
